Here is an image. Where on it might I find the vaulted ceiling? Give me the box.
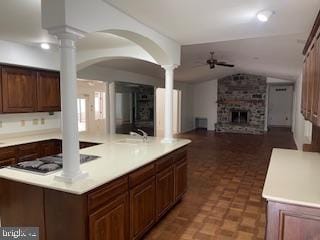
[0,0,319,82]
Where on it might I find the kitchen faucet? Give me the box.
[130,129,148,142]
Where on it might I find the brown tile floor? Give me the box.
[145,128,297,240]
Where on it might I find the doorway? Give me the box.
[268,85,294,127]
[77,79,108,134]
[156,88,182,137]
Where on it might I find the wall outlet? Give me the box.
[33,119,39,125]
[21,120,25,127]
[41,118,45,125]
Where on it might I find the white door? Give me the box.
[268,85,293,127]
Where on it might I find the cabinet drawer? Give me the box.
[0,146,17,160]
[172,147,187,163]
[129,164,155,188]
[88,176,128,212]
[0,157,16,167]
[156,154,173,173]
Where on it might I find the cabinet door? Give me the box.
[89,193,129,240]
[0,146,17,167]
[39,140,61,157]
[2,67,37,113]
[130,177,155,240]
[36,71,60,112]
[17,143,39,162]
[174,158,187,201]
[156,167,174,219]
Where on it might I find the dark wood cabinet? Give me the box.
[130,177,156,240]
[156,167,174,219]
[0,146,17,167]
[17,142,40,162]
[302,11,320,125]
[174,158,188,201]
[0,145,189,240]
[266,201,320,240]
[37,71,60,112]
[0,65,60,114]
[89,193,129,240]
[39,140,62,157]
[1,66,37,113]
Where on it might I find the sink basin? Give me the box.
[116,138,145,145]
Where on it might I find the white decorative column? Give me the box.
[109,82,116,134]
[161,65,178,143]
[51,27,88,183]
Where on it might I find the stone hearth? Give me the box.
[215,73,267,134]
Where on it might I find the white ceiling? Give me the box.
[0,0,133,50]
[97,58,164,79]
[0,0,318,82]
[106,0,319,45]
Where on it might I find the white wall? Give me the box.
[193,79,218,131]
[78,65,194,133]
[0,112,61,135]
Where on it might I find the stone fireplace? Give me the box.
[215,74,267,134]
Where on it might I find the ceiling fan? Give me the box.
[206,51,234,69]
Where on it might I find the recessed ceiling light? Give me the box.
[40,43,50,50]
[256,10,274,22]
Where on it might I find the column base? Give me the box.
[54,170,88,183]
[161,138,177,144]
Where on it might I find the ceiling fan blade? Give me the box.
[215,62,234,67]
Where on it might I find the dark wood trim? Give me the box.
[303,10,320,55]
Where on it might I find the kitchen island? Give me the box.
[262,148,320,240]
[0,131,191,240]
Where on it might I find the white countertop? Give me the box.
[0,131,191,195]
[262,148,320,208]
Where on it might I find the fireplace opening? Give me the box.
[231,110,248,124]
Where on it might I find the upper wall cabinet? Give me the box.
[302,11,320,127]
[37,71,60,112]
[1,66,37,113]
[0,65,61,114]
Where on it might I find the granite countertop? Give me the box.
[0,131,191,195]
[262,148,320,208]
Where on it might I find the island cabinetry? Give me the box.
[88,176,129,240]
[174,153,188,201]
[0,145,189,240]
[155,166,174,219]
[0,146,17,167]
[266,201,320,240]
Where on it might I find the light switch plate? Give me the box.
[41,118,45,125]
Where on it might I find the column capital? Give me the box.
[47,25,86,41]
[161,64,179,71]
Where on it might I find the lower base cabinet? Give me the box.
[0,146,188,240]
[156,167,174,219]
[266,201,320,240]
[89,193,129,240]
[174,158,188,201]
[130,177,156,240]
